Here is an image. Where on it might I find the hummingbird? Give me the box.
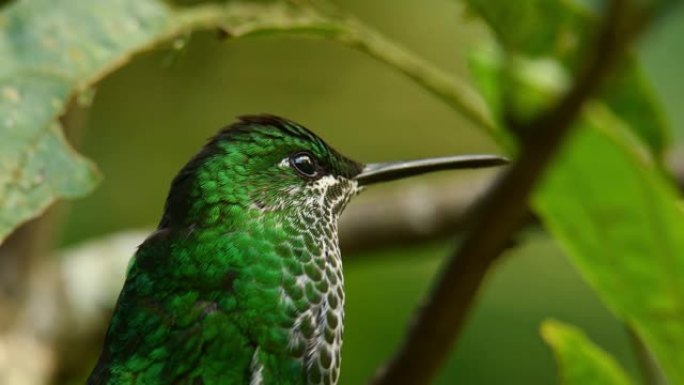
[87,115,506,385]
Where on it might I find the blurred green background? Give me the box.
[57,1,684,384]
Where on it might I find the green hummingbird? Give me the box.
[87,115,506,385]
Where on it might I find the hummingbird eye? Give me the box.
[290,152,319,179]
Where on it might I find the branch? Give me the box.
[368,2,652,385]
[339,174,496,255]
[335,19,496,136]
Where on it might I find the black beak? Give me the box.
[354,154,508,186]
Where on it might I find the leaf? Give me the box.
[465,0,590,60]
[0,75,99,239]
[0,0,341,243]
[469,48,571,150]
[534,105,684,384]
[598,61,669,158]
[465,0,668,157]
[541,319,635,385]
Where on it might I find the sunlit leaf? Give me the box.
[541,319,635,385]
[534,105,684,384]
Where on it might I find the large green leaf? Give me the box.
[534,106,684,384]
[0,0,343,243]
[541,319,635,385]
[465,0,668,156]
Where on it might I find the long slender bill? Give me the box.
[354,154,509,186]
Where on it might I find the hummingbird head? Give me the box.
[159,114,507,230]
[159,115,365,229]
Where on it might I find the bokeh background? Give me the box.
[54,1,684,383]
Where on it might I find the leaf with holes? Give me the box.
[0,0,348,243]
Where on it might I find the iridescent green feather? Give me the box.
[88,116,362,385]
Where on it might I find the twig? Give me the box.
[336,20,496,136]
[368,2,650,384]
[340,174,496,255]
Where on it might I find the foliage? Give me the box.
[541,320,635,385]
[467,0,683,383]
[0,0,682,384]
[467,0,667,155]
[0,0,342,242]
[535,105,684,383]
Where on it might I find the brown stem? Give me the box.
[339,174,497,255]
[368,2,649,384]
